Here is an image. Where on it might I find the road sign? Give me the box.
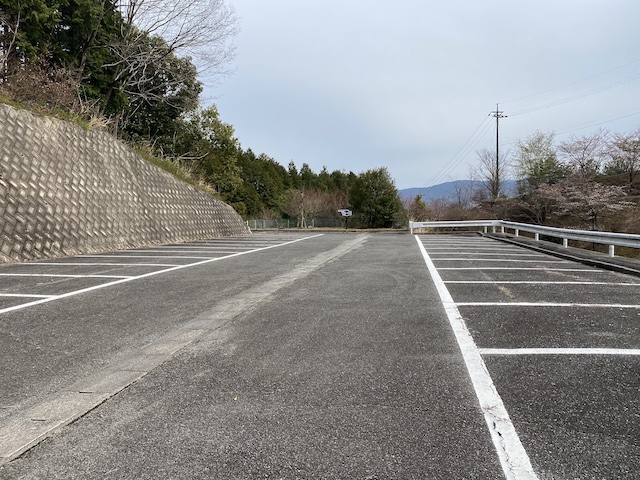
[338,209,352,217]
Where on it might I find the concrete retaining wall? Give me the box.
[0,103,249,263]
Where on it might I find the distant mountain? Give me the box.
[399,180,517,201]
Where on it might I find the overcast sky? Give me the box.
[204,0,640,190]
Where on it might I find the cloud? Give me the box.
[206,0,640,189]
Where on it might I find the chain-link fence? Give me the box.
[247,217,353,230]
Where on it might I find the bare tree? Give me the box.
[552,179,630,230]
[514,183,560,224]
[117,0,238,70]
[103,0,238,121]
[558,128,608,179]
[0,9,20,83]
[326,189,349,217]
[449,179,476,209]
[403,195,431,221]
[427,197,449,221]
[115,0,238,76]
[282,188,328,228]
[606,128,640,188]
[473,148,508,200]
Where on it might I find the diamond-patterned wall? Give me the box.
[0,103,250,263]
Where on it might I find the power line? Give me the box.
[496,107,640,150]
[555,108,640,136]
[508,70,640,117]
[500,56,640,105]
[424,116,493,188]
[425,60,640,189]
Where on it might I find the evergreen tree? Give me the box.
[349,167,403,228]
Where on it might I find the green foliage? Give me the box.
[299,163,319,189]
[406,195,431,222]
[120,35,202,141]
[56,0,124,108]
[178,106,243,197]
[237,151,290,213]
[1,0,202,136]
[349,167,403,228]
[287,161,300,188]
[515,131,570,192]
[330,169,355,191]
[0,1,409,228]
[0,0,62,65]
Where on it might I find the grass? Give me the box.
[0,92,94,129]
[131,146,220,199]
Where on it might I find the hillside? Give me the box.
[399,180,517,201]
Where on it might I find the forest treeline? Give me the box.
[0,0,406,227]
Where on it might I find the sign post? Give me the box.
[338,209,352,230]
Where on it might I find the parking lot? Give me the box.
[0,233,318,314]
[0,232,638,479]
[417,234,640,479]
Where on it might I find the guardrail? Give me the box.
[409,220,640,257]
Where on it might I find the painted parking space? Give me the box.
[3,263,187,278]
[416,234,640,479]
[0,232,370,470]
[0,275,124,297]
[447,282,640,305]
[0,233,321,315]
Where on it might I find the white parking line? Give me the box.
[437,267,604,271]
[0,293,55,299]
[456,302,640,308]
[0,235,323,316]
[429,253,546,257]
[480,348,640,355]
[431,259,567,263]
[423,247,537,250]
[421,243,502,246]
[0,274,132,279]
[13,263,183,267]
[81,255,213,260]
[0,234,365,466]
[114,249,249,254]
[445,281,640,286]
[420,240,495,243]
[415,236,537,479]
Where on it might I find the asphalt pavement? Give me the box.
[0,232,638,479]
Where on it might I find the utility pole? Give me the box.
[489,104,507,199]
